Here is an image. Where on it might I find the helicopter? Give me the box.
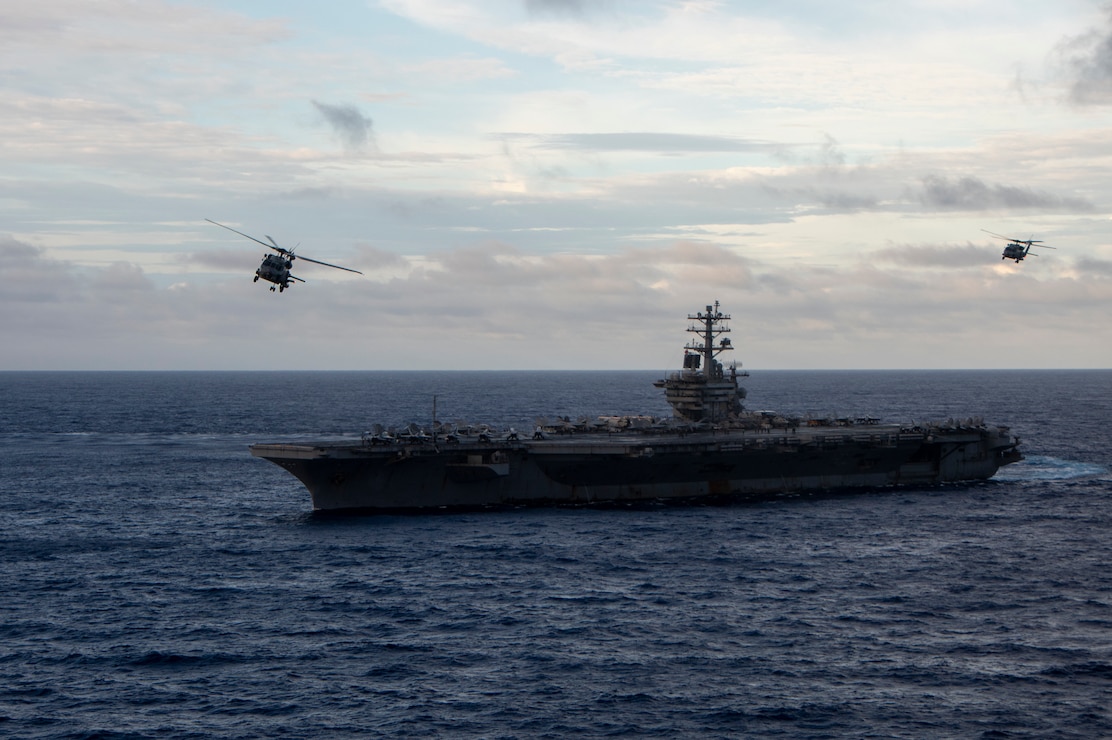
[981,229,1057,263]
[205,218,363,292]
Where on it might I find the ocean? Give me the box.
[1,369,1110,738]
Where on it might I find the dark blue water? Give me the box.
[1,370,1110,738]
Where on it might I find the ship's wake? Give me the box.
[994,455,1106,482]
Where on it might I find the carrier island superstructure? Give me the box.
[251,302,1023,512]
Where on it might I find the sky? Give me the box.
[3,0,1112,370]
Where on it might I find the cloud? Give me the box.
[1075,257,1112,277]
[91,261,156,292]
[0,2,290,58]
[6,233,1111,371]
[1057,9,1112,105]
[402,56,516,83]
[189,248,257,272]
[739,185,876,215]
[350,243,408,272]
[5,1,1112,371]
[311,100,375,150]
[1,236,80,302]
[506,132,770,153]
[916,175,1094,212]
[523,0,612,18]
[871,242,994,269]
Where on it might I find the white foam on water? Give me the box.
[994,455,1107,482]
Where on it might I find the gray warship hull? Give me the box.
[251,423,1022,512]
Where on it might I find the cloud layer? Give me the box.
[4,232,1108,370]
[2,1,1110,369]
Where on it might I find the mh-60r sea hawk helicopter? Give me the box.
[205,218,363,292]
[981,229,1057,263]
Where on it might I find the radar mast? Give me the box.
[685,301,733,380]
[655,301,747,423]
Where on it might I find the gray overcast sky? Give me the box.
[3,0,1112,370]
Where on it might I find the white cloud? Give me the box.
[1,0,1110,369]
[3,234,1109,370]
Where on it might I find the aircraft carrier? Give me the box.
[251,302,1023,512]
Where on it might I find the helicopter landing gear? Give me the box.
[269,286,276,292]
[253,275,259,282]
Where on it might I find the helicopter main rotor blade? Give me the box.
[980,229,1016,242]
[293,255,363,274]
[982,228,1045,245]
[205,218,275,250]
[207,218,361,272]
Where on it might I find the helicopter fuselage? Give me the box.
[1002,243,1030,262]
[255,253,293,290]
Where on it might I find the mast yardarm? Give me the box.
[685,301,733,380]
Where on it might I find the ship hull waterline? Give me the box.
[251,425,1022,513]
